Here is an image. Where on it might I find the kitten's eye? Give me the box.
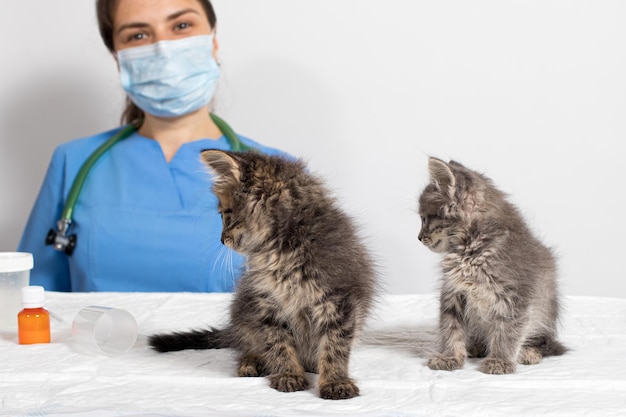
[222,208,233,214]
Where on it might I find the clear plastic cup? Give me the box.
[71,306,138,355]
[0,252,34,329]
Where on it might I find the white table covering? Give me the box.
[1,292,625,417]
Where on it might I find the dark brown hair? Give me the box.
[95,0,217,125]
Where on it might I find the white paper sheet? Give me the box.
[1,293,624,416]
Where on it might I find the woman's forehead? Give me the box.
[113,0,207,28]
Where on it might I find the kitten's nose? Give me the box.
[418,232,423,242]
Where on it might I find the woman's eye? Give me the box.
[128,32,146,42]
[175,22,191,30]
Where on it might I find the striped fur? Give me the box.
[149,151,378,399]
[418,157,566,374]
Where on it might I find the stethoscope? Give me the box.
[45,113,250,256]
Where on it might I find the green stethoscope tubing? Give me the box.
[60,113,249,223]
[47,113,250,254]
[61,122,135,222]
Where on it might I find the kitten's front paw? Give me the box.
[479,358,516,374]
[269,373,308,393]
[319,379,360,400]
[428,354,464,371]
[518,347,542,365]
[238,356,265,377]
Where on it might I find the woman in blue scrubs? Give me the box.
[18,0,288,292]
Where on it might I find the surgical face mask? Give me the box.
[117,34,220,118]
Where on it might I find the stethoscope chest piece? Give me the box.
[45,219,77,256]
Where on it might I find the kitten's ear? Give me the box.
[428,157,456,197]
[200,150,242,185]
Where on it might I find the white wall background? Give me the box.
[1,1,625,297]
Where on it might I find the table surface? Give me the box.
[1,292,625,417]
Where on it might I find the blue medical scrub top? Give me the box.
[18,127,287,292]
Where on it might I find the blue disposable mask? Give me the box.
[117,34,220,118]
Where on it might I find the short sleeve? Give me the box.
[18,147,71,291]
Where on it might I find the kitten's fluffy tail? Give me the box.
[148,327,230,353]
[536,336,568,357]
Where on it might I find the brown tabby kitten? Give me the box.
[418,157,566,374]
[149,150,377,400]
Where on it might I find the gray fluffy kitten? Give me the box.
[418,157,566,374]
[149,150,377,400]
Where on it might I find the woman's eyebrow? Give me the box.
[116,9,201,34]
[117,21,149,34]
[166,8,201,21]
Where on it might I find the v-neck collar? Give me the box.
[131,133,230,166]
